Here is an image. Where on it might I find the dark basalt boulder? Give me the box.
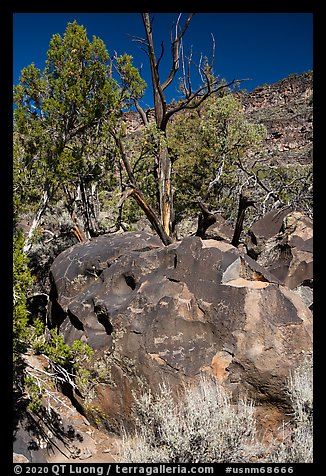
[48,231,312,430]
[246,210,313,290]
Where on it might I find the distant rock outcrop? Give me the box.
[48,231,312,430]
[122,71,313,166]
[240,71,313,165]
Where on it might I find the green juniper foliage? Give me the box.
[13,231,35,355]
[168,94,267,221]
[13,21,145,239]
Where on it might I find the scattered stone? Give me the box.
[13,353,121,463]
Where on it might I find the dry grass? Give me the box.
[120,353,313,463]
[120,375,262,463]
[266,352,313,463]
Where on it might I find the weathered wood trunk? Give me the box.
[158,141,173,237]
[23,189,50,253]
[195,201,217,238]
[130,186,173,246]
[231,194,256,247]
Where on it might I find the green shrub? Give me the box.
[13,231,35,355]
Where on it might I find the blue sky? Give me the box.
[13,12,313,109]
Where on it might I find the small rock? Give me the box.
[13,453,30,463]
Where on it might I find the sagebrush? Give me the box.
[120,356,313,463]
[120,375,262,463]
[267,352,313,463]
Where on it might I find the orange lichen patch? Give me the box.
[148,353,167,366]
[210,351,233,383]
[224,277,269,288]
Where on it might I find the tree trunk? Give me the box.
[23,189,50,253]
[79,181,100,238]
[119,186,172,246]
[231,194,256,247]
[195,201,217,238]
[158,140,173,236]
[130,186,173,246]
[79,182,91,239]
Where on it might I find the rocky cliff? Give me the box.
[123,70,313,166]
[240,71,313,165]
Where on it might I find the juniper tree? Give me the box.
[167,94,267,236]
[17,16,299,251]
[14,16,247,248]
[14,21,122,249]
[123,13,243,241]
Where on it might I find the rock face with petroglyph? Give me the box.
[49,231,312,428]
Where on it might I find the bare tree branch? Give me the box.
[128,34,149,47]
[211,33,216,68]
[142,13,167,127]
[120,185,173,246]
[133,99,148,126]
[157,41,165,69]
[110,130,137,186]
[186,45,194,98]
[161,13,194,91]
[198,53,205,82]
[161,78,244,130]
[203,154,226,201]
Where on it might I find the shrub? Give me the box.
[120,375,263,463]
[267,352,313,463]
[13,230,35,355]
[120,354,313,464]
